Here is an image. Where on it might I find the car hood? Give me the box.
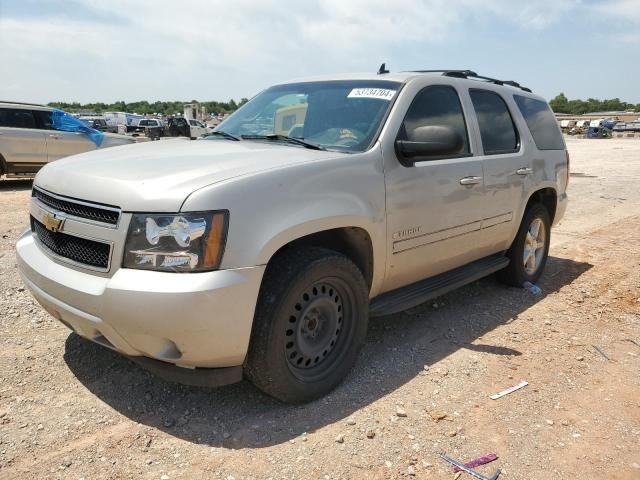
[34,139,345,211]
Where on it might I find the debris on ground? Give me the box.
[522,281,542,296]
[440,453,501,480]
[452,453,499,473]
[490,380,528,400]
[591,344,611,361]
[623,338,639,348]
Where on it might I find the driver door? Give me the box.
[381,84,489,292]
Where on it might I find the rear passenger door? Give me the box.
[0,108,48,174]
[468,89,529,252]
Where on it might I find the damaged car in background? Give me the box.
[0,102,136,177]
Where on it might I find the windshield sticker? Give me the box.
[347,88,396,101]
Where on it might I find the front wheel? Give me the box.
[245,247,368,404]
[498,203,551,287]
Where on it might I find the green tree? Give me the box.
[549,93,569,113]
[549,94,638,115]
[46,99,249,116]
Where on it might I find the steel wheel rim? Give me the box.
[285,278,354,381]
[523,217,546,275]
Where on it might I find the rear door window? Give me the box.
[470,90,519,155]
[33,110,54,129]
[513,95,565,150]
[0,108,37,129]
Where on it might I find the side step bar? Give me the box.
[369,254,509,317]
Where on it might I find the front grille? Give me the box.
[33,188,120,225]
[31,217,111,269]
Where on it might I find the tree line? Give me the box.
[46,94,640,116]
[549,93,640,115]
[46,99,250,116]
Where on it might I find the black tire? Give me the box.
[245,247,369,404]
[497,203,551,287]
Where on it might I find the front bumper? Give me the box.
[16,230,265,369]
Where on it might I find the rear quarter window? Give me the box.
[514,96,565,150]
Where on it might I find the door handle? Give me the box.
[459,176,482,186]
[48,134,60,139]
[516,167,533,175]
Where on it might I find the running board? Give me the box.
[369,254,509,317]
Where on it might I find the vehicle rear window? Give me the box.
[469,89,519,155]
[0,108,36,129]
[513,95,565,150]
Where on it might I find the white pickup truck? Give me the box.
[167,117,211,139]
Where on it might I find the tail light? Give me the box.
[565,150,570,188]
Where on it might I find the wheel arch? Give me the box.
[525,187,558,224]
[264,226,375,292]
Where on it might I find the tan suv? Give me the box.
[16,69,568,403]
[0,102,135,177]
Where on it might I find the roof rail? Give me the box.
[410,69,478,77]
[0,100,46,107]
[408,70,532,93]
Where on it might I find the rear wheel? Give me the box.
[245,247,368,403]
[498,203,551,287]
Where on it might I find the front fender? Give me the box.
[181,147,387,295]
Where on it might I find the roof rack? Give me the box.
[409,70,532,93]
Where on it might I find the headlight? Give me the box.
[123,211,228,272]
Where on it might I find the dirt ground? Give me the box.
[0,137,638,480]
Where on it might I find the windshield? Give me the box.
[211,80,401,152]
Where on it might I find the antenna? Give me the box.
[377,63,390,75]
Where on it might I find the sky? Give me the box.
[1,0,639,105]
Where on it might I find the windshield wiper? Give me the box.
[240,134,326,151]
[203,130,241,141]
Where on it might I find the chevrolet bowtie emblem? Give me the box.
[42,212,65,232]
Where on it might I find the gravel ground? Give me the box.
[0,137,639,480]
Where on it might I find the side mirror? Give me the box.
[396,125,463,165]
